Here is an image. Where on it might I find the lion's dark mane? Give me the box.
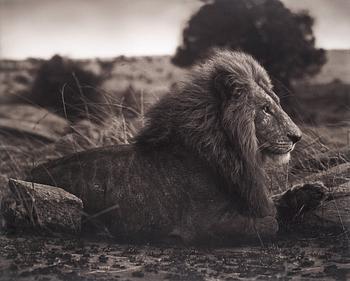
[135,50,274,215]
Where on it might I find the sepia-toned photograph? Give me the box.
[0,0,349,280]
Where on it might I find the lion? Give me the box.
[28,50,304,244]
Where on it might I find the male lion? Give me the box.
[29,50,303,244]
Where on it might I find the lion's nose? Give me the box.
[287,133,302,144]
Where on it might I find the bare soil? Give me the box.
[0,232,349,281]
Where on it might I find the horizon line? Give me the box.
[1,48,350,61]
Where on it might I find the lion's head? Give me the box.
[135,50,302,216]
[206,50,302,165]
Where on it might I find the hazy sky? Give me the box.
[1,0,349,59]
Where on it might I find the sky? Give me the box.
[1,0,349,59]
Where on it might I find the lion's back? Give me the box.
[29,145,131,197]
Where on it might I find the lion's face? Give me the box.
[208,51,302,165]
[251,84,302,164]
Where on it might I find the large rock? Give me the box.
[2,179,82,234]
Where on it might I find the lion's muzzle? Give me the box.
[287,132,302,144]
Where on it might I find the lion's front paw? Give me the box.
[286,181,327,212]
[277,181,328,221]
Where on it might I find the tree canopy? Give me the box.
[173,0,326,90]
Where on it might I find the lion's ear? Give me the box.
[214,71,242,101]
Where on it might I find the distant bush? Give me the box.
[29,55,103,121]
[14,74,30,84]
[97,59,115,78]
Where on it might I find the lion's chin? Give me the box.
[266,152,291,165]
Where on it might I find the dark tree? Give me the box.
[30,55,103,121]
[173,0,326,94]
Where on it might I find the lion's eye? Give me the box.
[263,105,271,114]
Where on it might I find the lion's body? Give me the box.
[29,50,301,243]
[29,144,263,243]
